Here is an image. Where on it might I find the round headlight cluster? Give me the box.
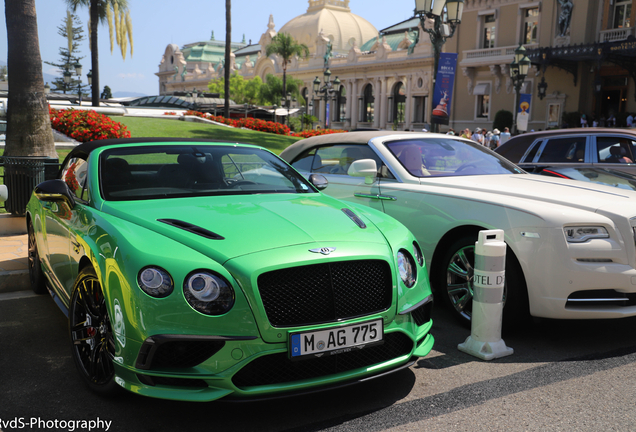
[138,266,174,298]
[184,271,235,315]
[397,249,417,288]
[412,241,424,267]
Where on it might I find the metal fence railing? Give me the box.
[0,156,60,215]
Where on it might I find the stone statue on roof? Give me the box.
[324,40,332,68]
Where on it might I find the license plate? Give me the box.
[289,319,383,360]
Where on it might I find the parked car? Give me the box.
[26,138,434,402]
[494,128,636,175]
[280,131,636,327]
[532,165,636,191]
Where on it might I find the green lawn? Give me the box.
[1,117,304,212]
[115,116,302,155]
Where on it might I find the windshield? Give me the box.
[100,145,315,201]
[385,137,523,177]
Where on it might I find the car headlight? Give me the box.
[184,271,235,315]
[138,266,174,298]
[397,249,416,288]
[412,241,424,267]
[564,226,609,243]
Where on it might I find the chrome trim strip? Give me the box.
[567,298,628,302]
[354,193,396,201]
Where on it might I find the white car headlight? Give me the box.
[184,271,235,315]
[564,226,609,243]
[397,249,417,288]
[138,266,174,298]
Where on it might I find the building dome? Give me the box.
[279,0,378,55]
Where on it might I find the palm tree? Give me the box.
[4,0,55,158]
[65,0,131,107]
[265,33,309,124]
[224,0,231,118]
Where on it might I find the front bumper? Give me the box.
[111,309,433,402]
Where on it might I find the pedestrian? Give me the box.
[500,127,511,144]
[592,116,598,128]
[627,113,634,128]
[461,128,471,139]
[471,128,483,144]
[483,130,492,148]
[608,113,616,127]
[491,128,501,148]
[580,113,588,128]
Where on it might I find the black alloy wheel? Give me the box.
[69,267,119,395]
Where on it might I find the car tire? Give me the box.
[69,267,119,395]
[27,219,47,295]
[437,234,530,329]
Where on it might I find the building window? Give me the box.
[393,82,406,123]
[613,0,632,28]
[473,83,491,118]
[413,96,427,123]
[337,86,346,122]
[363,84,374,122]
[523,7,539,44]
[482,14,496,48]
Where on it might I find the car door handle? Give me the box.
[354,193,396,201]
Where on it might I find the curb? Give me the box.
[0,214,26,235]
[0,269,29,294]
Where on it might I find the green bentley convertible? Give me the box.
[26,138,434,402]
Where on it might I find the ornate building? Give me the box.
[157,0,636,131]
[447,0,636,131]
[157,0,439,130]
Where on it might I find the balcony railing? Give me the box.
[461,44,539,66]
[600,27,635,43]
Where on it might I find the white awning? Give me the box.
[473,83,491,95]
[267,108,300,116]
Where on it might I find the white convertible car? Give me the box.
[280,131,636,326]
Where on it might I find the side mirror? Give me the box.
[348,159,378,184]
[34,179,75,208]
[309,173,328,191]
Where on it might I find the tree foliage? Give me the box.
[101,85,113,99]
[65,0,132,106]
[259,74,303,106]
[44,11,87,94]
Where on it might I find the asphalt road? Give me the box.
[2,291,636,432]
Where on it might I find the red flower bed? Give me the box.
[291,129,348,138]
[49,107,131,142]
[184,110,291,136]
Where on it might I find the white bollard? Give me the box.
[458,229,513,360]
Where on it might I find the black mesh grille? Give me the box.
[411,300,433,327]
[232,332,413,389]
[257,260,392,327]
[148,340,225,369]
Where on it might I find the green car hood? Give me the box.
[100,193,387,262]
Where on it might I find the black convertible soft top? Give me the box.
[60,137,252,170]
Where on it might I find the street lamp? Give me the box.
[244,102,249,119]
[537,76,548,100]
[63,61,85,105]
[414,0,464,133]
[509,44,531,134]
[312,68,341,129]
[272,104,278,123]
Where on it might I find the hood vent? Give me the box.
[342,208,367,229]
[158,219,225,240]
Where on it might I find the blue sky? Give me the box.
[0,0,417,96]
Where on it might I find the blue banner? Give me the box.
[516,93,532,131]
[431,53,458,125]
